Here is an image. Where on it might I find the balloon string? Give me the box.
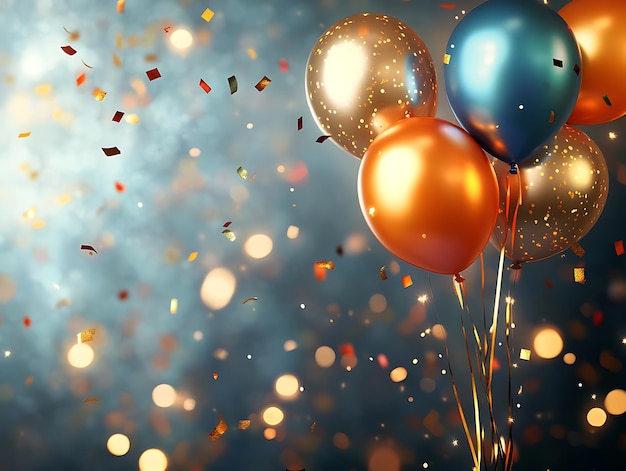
[428,276,480,471]
[504,296,515,471]
[509,170,522,256]
[487,246,506,400]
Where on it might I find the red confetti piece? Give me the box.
[377,353,389,369]
[114,181,125,192]
[61,45,77,55]
[118,290,129,301]
[23,316,31,328]
[222,221,232,228]
[440,3,456,8]
[164,26,171,33]
[316,135,331,143]
[592,310,604,326]
[254,75,271,91]
[199,79,211,94]
[615,240,625,256]
[297,116,303,130]
[80,244,98,254]
[146,67,161,81]
[402,274,413,288]
[76,73,86,86]
[112,111,124,122]
[279,58,289,72]
[102,147,121,157]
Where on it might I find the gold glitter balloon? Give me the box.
[490,124,609,263]
[305,13,438,159]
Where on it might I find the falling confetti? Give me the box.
[101,147,120,157]
[222,230,236,242]
[520,349,531,361]
[76,73,86,86]
[114,181,125,192]
[315,261,335,270]
[379,266,388,280]
[279,58,289,72]
[116,0,125,13]
[254,75,271,91]
[228,75,238,94]
[297,116,303,130]
[18,132,31,138]
[170,298,178,314]
[615,240,625,256]
[236,166,249,180]
[63,26,79,41]
[199,79,211,93]
[112,111,124,122]
[84,397,100,403]
[402,275,413,288]
[553,58,563,67]
[242,297,258,304]
[77,328,96,343]
[208,419,228,440]
[574,267,586,284]
[310,421,317,432]
[81,59,93,69]
[237,420,251,430]
[570,242,586,257]
[222,221,232,228]
[201,7,215,22]
[315,135,331,143]
[187,251,198,262]
[61,45,77,55]
[146,68,161,81]
[93,88,107,101]
[80,244,98,254]
[23,316,31,328]
[443,53,451,64]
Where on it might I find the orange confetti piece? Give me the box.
[310,421,317,432]
[440,3,456,8]
[570,242,585,257]
[340,343,355,356]
[615,240,625,256]
[401,274,413,288]
[254,75,271,91]
[146,67,161,81]
[315,261,335,270]
[238,420,251,430]
[23,316,31,328]
[199,79,211,93]
[144,53,158,63]
[213,372,219,380]
[77,328,96,343]
[115,181,125,192]
[84,397,100,403]
[112,54,122,68]
[61,45,77,55]
[242,297,258,304]
[208,419,228,440]
[25,376,34,385]
[379,266,388,280]
[63,27,80,41]
[201,8,215,22]
[76,73,86,86]
[93,88,107,101]
[116,0,125,13]
[18,132,31,138]
[187,251,198,262]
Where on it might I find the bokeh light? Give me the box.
[67,343,94,369]
[604,389,626,415]
[138,448,168,471]
[533,327,564,359]
[170,29,193,49]
[200,267,236,310]
[563,352,577,365]
[262,406,284,426]
[369,293,387,313]
[315,346,336,367]
[586,407,607,427]
[389,367,408,383]
[275,374,300,399]
[369,446,401,471]
[106,433,130,456]
[243,233,273,259]
[152,384,176,408]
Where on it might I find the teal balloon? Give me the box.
[443,0,581,165]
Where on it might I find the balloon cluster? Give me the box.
[306,0,616,274]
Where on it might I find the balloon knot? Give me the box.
[509,164,518,175]
[510,263,522,270]
[454,273,465,283]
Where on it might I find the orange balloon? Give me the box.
[358,117,499,275]
[560,0,626,124]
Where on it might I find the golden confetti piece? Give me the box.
[201,8,215,22]
[609,131,617,140]
[208,419,228,440]
[574,267,586,284]
[116,0,125,13]
[84,397,100,403]
[615,240,625,256]
[379,266,388,280]
[23,206,36,219]
[443,53,451,64]
[170,298,178,314]
[247,48,257,60]
[112,53,122,68]
[237,420,251,430]
[242,297,258,304]
[222,229,236,242]
[310,421,317,432]
[187,251,198,262]
[18,132,31,138]
[520,348,531,361]
[63,27,80,41]
[77,328,96,343]
[315,261,335,270]
[61,45,77,56]
[124,113,140,124]
[254,75,271,91]
[32,220,46,230]
[401,274,413,288]
[570,242,585,257]
[25,376,33,385]
[55,298,72,309]
[236,166,249,180]
[76,73,86,86]
[81,59,93,69]
[35,83,52,95]
[93,88,107,101]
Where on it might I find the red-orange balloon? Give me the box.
[358,117,499,275]
[560,0,626,124]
